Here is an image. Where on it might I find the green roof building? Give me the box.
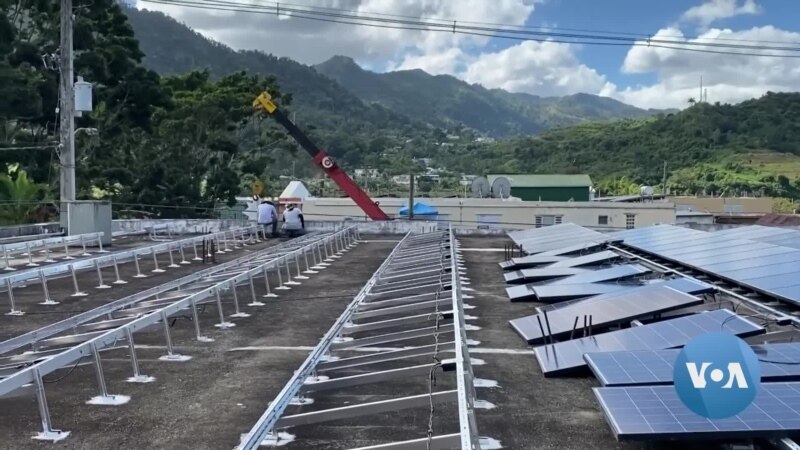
[487,174,592,202]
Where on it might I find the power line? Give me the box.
[139,0,800,57]
[240,0,800,46]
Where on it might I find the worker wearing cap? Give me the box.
[282,203,305,237]
[257,200,278,237]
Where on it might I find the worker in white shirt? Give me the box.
[257,200,278,237]
[282,203,305,237]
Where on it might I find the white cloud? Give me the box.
[462,41,608,97]
[137,0,536,65]
[604,26,800,109]
[681,0,761,28]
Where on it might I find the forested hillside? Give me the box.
[314,55,661,136]
[432,93,800,197]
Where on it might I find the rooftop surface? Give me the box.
[0,233,780,449]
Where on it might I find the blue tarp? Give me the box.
[398,202,439,216]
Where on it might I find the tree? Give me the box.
[0,165,48,224]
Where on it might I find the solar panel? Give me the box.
[510,285,704,344]
[594,383,800,440]
[504,267,588,284]
[538,241,612,257]
[586,343,800,387]
[549,264,650,285]
[533,309,764,376]
[499,254,569,271]
[509,224,611,254]
[536,277,714,314]
[506,279,624,302]
[518,282,633,303]
[548,250,620,268]
[616,225,800,306]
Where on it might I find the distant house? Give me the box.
[487,174,593,202]
[354,168,381,178]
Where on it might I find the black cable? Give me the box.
[140,0,800,58]
[42,355,86,383]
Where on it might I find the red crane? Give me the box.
[253,92,391,221]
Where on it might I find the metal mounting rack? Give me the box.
[1,232,106,272]
[0,226,262,315]
[237,227,491,450]
[0,226,359,442]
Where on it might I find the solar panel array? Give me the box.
[612,224,800,306]
[504,267,588,285]
[548,264,650,285]
[594,383,800,440]
[533,309,764,376]
[586,343,800,387]
[508,223,613,254]
[510,284,704,344]
[499,254,568,270]
[512,282,632,304]
[536,278,715,313]
[714,225,800,250]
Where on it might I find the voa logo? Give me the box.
[674,332,761,419]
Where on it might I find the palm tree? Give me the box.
[687,97,697,105]
[0,166,46,225]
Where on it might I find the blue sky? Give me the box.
[519,0,799,89]
[139,0,800,109]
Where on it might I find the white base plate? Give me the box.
[303,270,318,274]
[151,269,166,273]
[5,310,25,316]
[71,292,88,297]
[197,336,215,343]
[113,280,128,285]
[87,394,131,406]
[158,354,192,362]
[39,300,60,306]
[247,302,265,307]
[294,275,309,280]
[214,322,236,329]
[96,284,112,289]
[285,281,301,286]
[263,293,278,298]
[274,286,291,291]
[32,430,70,442]
[230,312,251,318]
[126,375,156,383]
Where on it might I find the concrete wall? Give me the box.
[301,197,675,230]
[668,196,774,214]
[0,222,60,239]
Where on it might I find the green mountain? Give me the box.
[314,55,662,136]
[124,7,432,170]
[432,92,800,198]
[125,9,660,138]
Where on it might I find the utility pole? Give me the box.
[662,161,668,195]
[59,0,76,206]
[408,174,415,220]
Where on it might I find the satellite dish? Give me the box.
[470,177,490,198]
[491,176,512,198]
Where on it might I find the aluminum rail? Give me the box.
[449,227,483,449]
[1,232,105,271]
[236,231,412,449]
[0,231,63,246]
[0,226,261,314]
[237,228,490,449]
[0,232,326,356]
[0,226,358,441]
